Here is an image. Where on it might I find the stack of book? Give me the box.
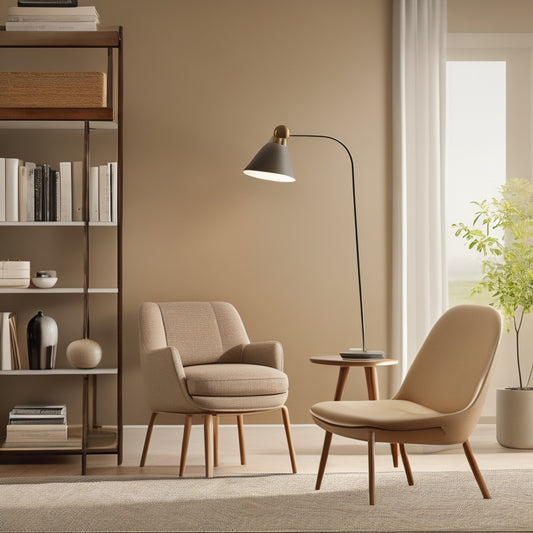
[5,4,100,32]
[0,312,21,371]
[0,158,118,223]
[4,405,68,447]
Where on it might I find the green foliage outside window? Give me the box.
[453,178,533,389]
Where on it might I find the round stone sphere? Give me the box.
[66,338,102,369]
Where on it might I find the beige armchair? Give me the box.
[310,304,502,504]
[138,301,297,477]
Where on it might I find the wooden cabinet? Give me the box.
[0,27,123,474]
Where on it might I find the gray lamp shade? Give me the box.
[243,141,295,182]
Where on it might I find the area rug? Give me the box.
[0,470,532,532]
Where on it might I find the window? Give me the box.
[446,35,533,306]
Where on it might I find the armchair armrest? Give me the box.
[242,341,284,370]
[140,346,199,413]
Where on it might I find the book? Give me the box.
[49,169,60,221]
[18,165,27,222]
[16,0,79,7]
[42,163,51,221]
[71,161,83,221]
[10,405,66,415]
[0,312,13,370]
[9,315,21,370]
[5,21,98,31]
[5,424,67,443]
[0,158,5,222]
[8,417,65,424]
[98,164,110,222]
[59,161,72,222]
[89,166,99,222]
[5,158,20,222]
[25,162,36,222]
[33,165,43,222]
[109,161,118,222]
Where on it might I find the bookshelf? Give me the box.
[0,27,123,475]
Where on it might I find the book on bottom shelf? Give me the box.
[0,312,21,370]
[4,404,68,446]
[5,424,68,443]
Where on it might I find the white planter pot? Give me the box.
[496,388,533,449]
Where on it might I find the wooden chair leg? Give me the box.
[204,414,214,478]
[390,443,399,467]
[463,439,491,499]
[315,431,332,490]
[179,415,192,477]
[213,415,219,468]
[237,415,246,465]
[140,412,158,467]
[281,406,297,473]
[368,431,375,505]
[399,443,414,485]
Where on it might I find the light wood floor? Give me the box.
[1,423,532,478]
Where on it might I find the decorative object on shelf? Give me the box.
[453,177,533,448]
[244,125,384,359]
[66,338,102,369]
[31,270,58,289]
[0,72,106,107]
[0,260,30,288]
[27,311,58,370]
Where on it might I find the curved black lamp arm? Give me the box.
[292,134,367,352]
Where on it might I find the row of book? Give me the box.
[4,404,68,447]
[5,5,100,32]
[0,158,118,223]
[0,312,22,371]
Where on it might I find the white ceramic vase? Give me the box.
[496,388,533,449]
[66,338,102,369]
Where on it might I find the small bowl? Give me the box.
[31,277,58,289]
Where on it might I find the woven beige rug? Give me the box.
[0,470,531,532]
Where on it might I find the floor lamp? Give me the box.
[244,125,384,359]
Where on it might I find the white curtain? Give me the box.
[392,0,448,383]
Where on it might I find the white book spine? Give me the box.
[5,158,19,222]
[1,312,12,371]
[59,161,72,222]
[18,165,27,222]
[89,166,99,222]
[5,21,98,31]
[25,162,36,222]
[0,158,5,222]
[98,164,110,222]
[109,162,118,223]
[71,161,83,222]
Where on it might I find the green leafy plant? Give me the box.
[453,178,533,390]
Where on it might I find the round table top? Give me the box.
[310,355,398,367]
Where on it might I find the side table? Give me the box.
[310,355,399,490]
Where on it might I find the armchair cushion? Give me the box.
[185,363,288,397]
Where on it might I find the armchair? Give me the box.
[138,301,297,477]
[310,305,502,504]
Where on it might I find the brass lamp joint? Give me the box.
[273,125,290,146]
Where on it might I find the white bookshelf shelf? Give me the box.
[0,288,118,294]
[0,222,117,227]
[0,368,118,376]
[0,120,118,131]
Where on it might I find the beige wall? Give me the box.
[2,0,530,429]
[0,0,393,426]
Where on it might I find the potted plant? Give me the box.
[453,177,533,448]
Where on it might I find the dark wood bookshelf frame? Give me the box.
[0,27,123,475]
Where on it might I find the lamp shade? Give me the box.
[243,141,295,182]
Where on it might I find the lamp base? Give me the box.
[339,348,385,360]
